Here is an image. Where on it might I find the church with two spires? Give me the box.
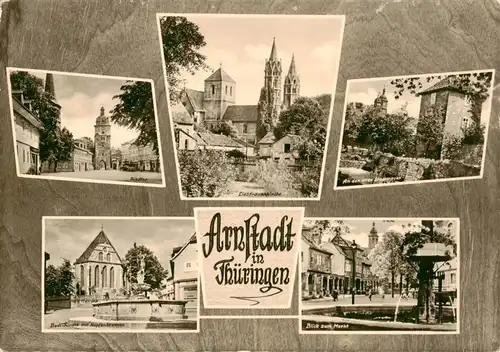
[178,38,301,145]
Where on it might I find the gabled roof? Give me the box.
[12,97,43,129]
[258,132,276,145]
[172,107,195,125]
[198,132,244,148]
[302,232,332,255]
[183,88,205,111]
[275,134,301,144]
[205,67,236,83]
[222,105,259,122]
[74,230,123,264]
[171,233,197,261]
[178,128,207,146]
[417,76,467,96]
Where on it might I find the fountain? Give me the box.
[68,254,195,330]
[409,242,452,324]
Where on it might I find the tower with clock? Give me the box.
[94,106,112,170]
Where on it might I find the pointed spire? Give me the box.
[45,73,56,100]
[100,106,105,116]
[269,37,278,61]
[287,54,297,76]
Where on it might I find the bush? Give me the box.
[26,165,38,175]
[178,149,237,197]
[227,149,245,159]
[441,134,464,160]
[254,159,301,197]
[295,161,322,197]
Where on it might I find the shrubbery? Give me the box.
[254,159,301,197]
[178,149,237,197]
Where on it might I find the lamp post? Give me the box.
[351,240,358,305]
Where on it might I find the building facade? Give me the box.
[169,234,198,316]
[94,106,112,170]
[12,90,43,174]
[72,138,94,172]
[74,228,127,297]
[120,139,160,172]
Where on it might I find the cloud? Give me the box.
[310,41,338,62]
[347,87,379,106]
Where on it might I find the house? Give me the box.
[72,138,94,172]
[120,139,160,171]
[169,234,198,316]
[270,134,300,163]
[11,89,43,174]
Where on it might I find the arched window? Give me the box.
[110,267,115,289]
[211,85,215,95]
[243,124,248,133]
[99,252,103,261]
[102,266,107,287]
[80,265,84,288]
[106,253,111,261]
[94,265,99,287]
[230,86,232,96]
[225,85,228,95]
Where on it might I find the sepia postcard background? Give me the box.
[1,0,500,351]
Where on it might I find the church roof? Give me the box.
[222,105,259,122]
[269,37,279,61]
[198,132,244,148]
[286,54,298,76]
[74,229,123,265]
[183,88,205,111]
[417,76,466,96]
[205,67,236,83]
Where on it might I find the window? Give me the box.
[450,273,456,284]
[106,253,111,261]
[22,150,25,163]
[211,85,215,95]
[184,139,189,150]
[225,85,228,95]
[243,124,248,133]
[301,251,303,262]
[430,92,436,105]
[284,143,291,153]
[230,86,232,96]
[461,117,470,129]
[99,252,103,261]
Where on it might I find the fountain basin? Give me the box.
[93,299,188,321]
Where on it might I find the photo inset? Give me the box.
[335,70,494,189]
[8,68,165,187]
[42,217,199,333]
[300,218,459,334]
[157,14,345,199]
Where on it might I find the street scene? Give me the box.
[300,218,458,333]
[336,70,494,189]
[43,217,198,332]
[8,68,165,187]
[158,14,344,199]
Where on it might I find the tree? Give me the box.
[210,121,239,138]
[368,231,405,297]
[274,97,326,141]
[308,220,351,241]
[110,81,159,153]
[10,71,67,171]
[44,259,75,297]
[160,16,210,103]
[415,106,445,159]
[355,107,415,155]
[343,102,366,145]
[124,244,168,291]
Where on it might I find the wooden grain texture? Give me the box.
[0,0,499,350]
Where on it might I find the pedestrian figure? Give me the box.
[368,289,372,301]
[332,290,338,302]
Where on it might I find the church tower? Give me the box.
[45,73,62,126]
[203,63,236,124]
[94,106,111,170]
[368,222,379,249]
[259,37,283,126]
[374,88,388,112]
[283,54,300,109]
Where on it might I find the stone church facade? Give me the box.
[94,106,112,170]
[179,38,301,145]
[74,228,127,296]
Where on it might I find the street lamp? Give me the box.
[351,240,359,305]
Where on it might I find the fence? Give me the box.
[45,296,71,311]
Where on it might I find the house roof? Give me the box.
[302,232,332,255]
[74,230,123,264]
[178,128,207,146]
[222,105,259,123]
[171,233,197,261]
[258,132,276,145]
[205,67,236,83]
[183,88,205,111]
[276,134,301,144]
[172,104,195,124]
[198,132,244,148]
[12,97,43,129]
[417,76,466,96]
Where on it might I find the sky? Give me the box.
[346,71,494,124]
[169,15,344,106]
[26,70,146,147]
[44,218,195,270]
[304,218,458,248]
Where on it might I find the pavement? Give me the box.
[302,294,418,309]
[41,170,163,184]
